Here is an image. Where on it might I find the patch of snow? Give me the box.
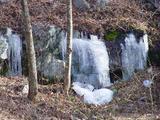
[143,80,153,88]
[72,82,113,105]
[73,82,94,91]
[22,84,29,94]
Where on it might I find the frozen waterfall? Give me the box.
[61,32,149,85]
[61,34,111,88]
[121,33,149,80]
[7,28,22,76]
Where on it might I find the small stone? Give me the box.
[96,0,111,9]
[22,84,29,94]
[147,0,160,11]
[143,80,153,88]
[73,0,90,11]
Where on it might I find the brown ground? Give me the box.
[0,67,160,120]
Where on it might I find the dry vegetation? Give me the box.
[0,67,160,120]
[0,0,159,42]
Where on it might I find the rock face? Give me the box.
[147,0,160,10]
[37,53,65,81]
[0,25,149,86]
[0,0,9,4]
[33,24,149,85]
[96,0,111,8]
[33,24,65,81]
[33,24,111,87]
[148,41,160,66]
[73,0,90,11]
[73,0,111,10]
[105,31,149,81]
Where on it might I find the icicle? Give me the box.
[7,32,22,76]
[121,33,149,80]
[72,35,111,88]
[0,36,8,59]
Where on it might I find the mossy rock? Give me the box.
[104,30,120,41]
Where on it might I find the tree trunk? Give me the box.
[64,0,73,95]
[21,0,38,101]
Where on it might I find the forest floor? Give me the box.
[0,67,160,120]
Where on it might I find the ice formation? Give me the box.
[72,82,113,105]
[7,28,22,76]
[121,33,149,80]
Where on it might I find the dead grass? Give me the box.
[0,67,160,119]
[0,0,159,43]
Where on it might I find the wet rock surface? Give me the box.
[73,0,90,11]
[32,24,65,82]
[147,0,160,10]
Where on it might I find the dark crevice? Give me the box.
[110,69,123,83]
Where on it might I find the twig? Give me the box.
[149,87,154,114]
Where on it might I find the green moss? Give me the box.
[104,30,120,41]
[0,61,9,76]
[68,95,76,102]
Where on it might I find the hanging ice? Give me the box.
[0,36,8,59]
[121,33,149,80]
[72,35,111,88]
[7,28,22,76]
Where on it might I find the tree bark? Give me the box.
[21,0,38,101]
[64,0,73,95]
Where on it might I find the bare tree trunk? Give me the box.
[64,0,73,95]
[21,0,38,101]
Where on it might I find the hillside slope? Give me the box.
[0,0,159,42]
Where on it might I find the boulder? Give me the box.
[96,0,111,9]
[33,23,65,60]
[147,0,160,10]
[73,0,111,10]
[0,0,10,4]
[32,23,65,81]
[37,53,65,81]
[73,0,90,11]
